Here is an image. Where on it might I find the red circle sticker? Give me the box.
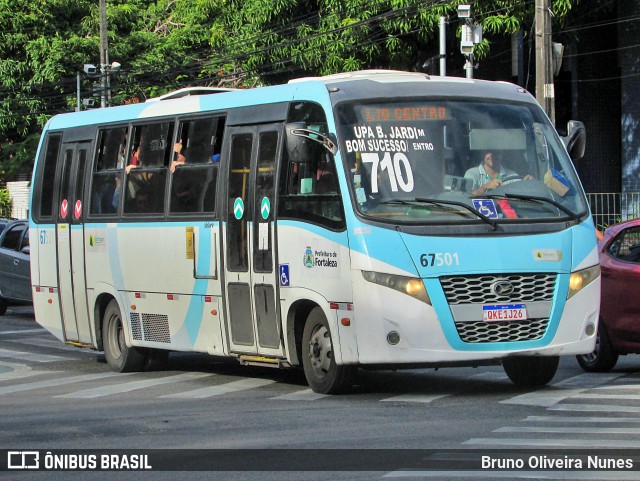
[60,199,68,219]
[74,200,82,219]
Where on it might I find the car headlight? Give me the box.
[362,271,431,304]
[567,264,600,300]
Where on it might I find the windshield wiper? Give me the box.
[481,193,582,220]
[414,197,498,230]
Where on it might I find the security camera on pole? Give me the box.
[458,4,482,79]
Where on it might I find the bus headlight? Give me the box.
[362,271,431,305]
[567,265,600,300]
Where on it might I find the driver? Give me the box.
[464,151,532,196]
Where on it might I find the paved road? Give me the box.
[2,305,640,480]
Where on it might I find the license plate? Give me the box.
[482,304,527,322]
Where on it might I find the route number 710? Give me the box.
[361,152,414,193]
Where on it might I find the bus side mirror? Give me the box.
[285,122,338,163]
[286,122,313,163]
[563,120,586,161]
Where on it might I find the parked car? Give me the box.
[577,218,640,371]
[0,219,31,315]
[0,218,15,236]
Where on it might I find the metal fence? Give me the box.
[587,192,640,230]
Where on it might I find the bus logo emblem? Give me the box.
[491,280,514,296]
[303,247,314,268]
[233,198,244,220]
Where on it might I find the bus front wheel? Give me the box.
[103,299,146,372]
[502,355,559,387]
[301,307,355,394]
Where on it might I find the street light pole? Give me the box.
[99,0,109,108]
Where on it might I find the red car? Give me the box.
[577,218,640,371]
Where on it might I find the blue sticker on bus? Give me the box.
[472,199,499,219]
[279,264,290,287]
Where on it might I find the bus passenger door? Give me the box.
[56,141,92,344]
[223,124,284,357]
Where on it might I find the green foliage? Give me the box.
[0,189,12,218]
[0,0,580,179]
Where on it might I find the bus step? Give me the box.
[238,355,288,369]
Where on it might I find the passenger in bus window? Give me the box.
[125,144,140,174]
[464,151,532,196]
[170,141,186,173]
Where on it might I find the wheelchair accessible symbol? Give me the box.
[279,264,290,287]
[472,199,499,219]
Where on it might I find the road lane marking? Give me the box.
[0,372,128,395]
[524,415,640,423]
[160,378,275,399]
[381,394,449,403]
[57,372,215,398]
[384,470,638,479]
[501,372,624,407]
[495,426,640,434]
[271,389,328,401]
[548,403,640,413]
[0,328,47,335]
[462,438,640,448]
[0,348,67,363]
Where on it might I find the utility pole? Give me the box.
[439,16,447,76]
[535,0,555,124]
[99,0,109,108]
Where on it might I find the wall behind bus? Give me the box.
[7,181,30,219]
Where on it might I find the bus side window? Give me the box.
[90,127,128,216]
[123,122,174,215]
[278,101,345,231]
[169,116,225,215]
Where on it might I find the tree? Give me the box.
[0,0,578,180]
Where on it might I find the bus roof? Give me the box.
[44,70,537,132]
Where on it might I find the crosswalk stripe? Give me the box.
[573,393,640,400]
[0,348,67,363]
[495,426,640,434]
[594,383,640,390]
[9,338,91,353]
[271,389,328,401]
[524,415,640,424]
[0,328,47,335]
[384,470,639,479]
[0,372,128,395]
[160,378,275,399]
[0,361,47,381]
[56,372,215,398]
[463,438,640,448]
[381,394,449,403]
[549,403,640,413]
[501,372,624,407]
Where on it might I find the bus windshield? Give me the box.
[337,99,588,224]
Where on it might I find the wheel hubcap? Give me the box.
[108,313,124,360]
[308,325,332,377]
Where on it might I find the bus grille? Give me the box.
[129,312,171,343]
[440,273,556,305]
[455,318,550,343]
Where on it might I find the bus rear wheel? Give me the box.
[301,307,355,394]
[502,355,559,387]
[102,299,146,372]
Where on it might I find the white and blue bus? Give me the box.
[30,70,600,394]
